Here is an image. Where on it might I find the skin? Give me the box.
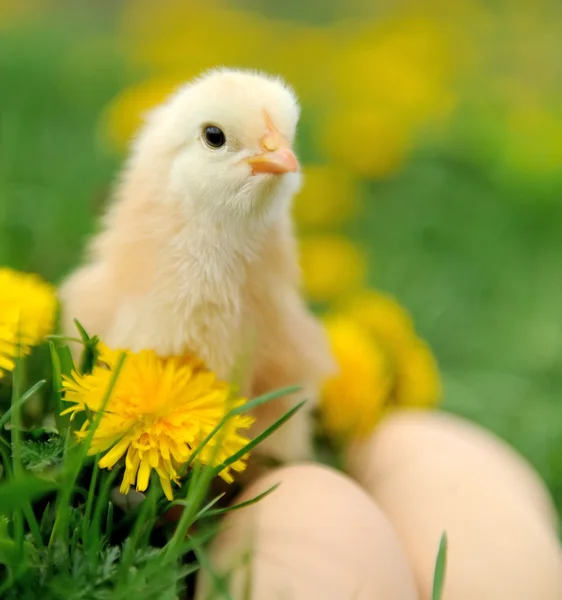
[59,68,336,465]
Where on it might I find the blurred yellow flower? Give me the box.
[320,316,392,440]
[118,0,335,112]
[330,17,456,118]
[322,107,411,179]
[0,268,57,378]
[320,289,441,441]
[62,344,254,500]
[99,77,181,153]
[293,165,360,227]
[321,15,458,179]
[344,290,415,355]
[299,236,367,303]
[394,337,442,409]
[120,0,275,78]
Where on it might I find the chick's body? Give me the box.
[60,69,335,463]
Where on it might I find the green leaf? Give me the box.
[0,518,36,576]
[57,344,76,377]
[0,474,57,514]
[20,435,65,472]
[231,386,301,416]
[74,318,99,375]
[191,535,235,600]
[183,385,300,475]
[432,532,448,600]
[215,400,306,474]
[73,318,91,343]
[204,484,279,518]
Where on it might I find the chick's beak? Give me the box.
[247,146,299,175]
[246,123,299,175]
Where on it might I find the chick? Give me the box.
[59,68,335,465]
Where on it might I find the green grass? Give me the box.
[0,327,297,598]
[431,533,448,600]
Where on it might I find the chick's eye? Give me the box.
[203,125,226,148]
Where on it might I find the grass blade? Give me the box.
[205,484,279,518]
[50,352,126,554]
[214,401,305,474]
[0,379,46,430]
[0,474,57,514]
[166,460,217,558]
[231,386,301,416]
[49,341,65,433]
[73,318,91,342]
[73,318,99,375]
[10,355,25,554]
[432,532,448,600]
[118,482,160,577]
[82,458,100,543]
[87,467,120,556]
[186,493,226,522]
[191,535,234,600]
[182,386,299,475]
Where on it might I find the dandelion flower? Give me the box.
[393,337,442,409]
[344,289,441,412]
[320,316,393,440]
[344,290,415,355]
[320,289,441,442]
[0,268,57,378]
[62,344,254,500]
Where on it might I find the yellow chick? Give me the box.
[59,68,335,465]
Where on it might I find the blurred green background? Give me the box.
[1,0,562,512]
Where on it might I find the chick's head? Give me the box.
[131,68,301,222]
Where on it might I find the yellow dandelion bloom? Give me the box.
[293,165,360,227]
[344,290,415,355]
[319,289,442,442]
[299,236,368,304]
[320,316,393,440]
[0,328,17,375]
[343,289,441,408]
[62,344,254,500]
[394,337,442,409]
[0,268,57,378]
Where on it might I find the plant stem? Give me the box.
[11,356,24,554]
[82,458,100,543]
[49,352,126,558]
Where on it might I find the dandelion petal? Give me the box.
[99,438,130,469]
[137,457,151,492]
[159,475,174,501]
